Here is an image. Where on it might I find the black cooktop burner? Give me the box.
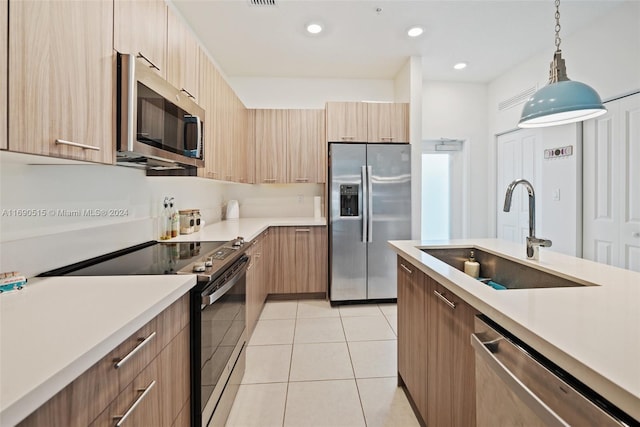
[39,241,227,277]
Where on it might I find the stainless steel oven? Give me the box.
[191,252,248,427]
[39,239,249,427]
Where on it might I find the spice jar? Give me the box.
[179,210,195,234]
[193,209,202,232]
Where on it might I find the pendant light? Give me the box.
[518,0,606,128]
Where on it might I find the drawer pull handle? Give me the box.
[295,178,309,182]
[136,52,160,71]
[295,228,311,232]
[434,290,456,309]
[55,139,100,151]
[113,331,156,369]
[262,178,277,183]
[113,380,157,426]
[400,263,413,274]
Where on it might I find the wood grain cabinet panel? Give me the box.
[426,276,478,427]
[167,9,199,102]
[0,0,7,150]
[397,257,477,427]
[255,109,288,184]
[8,0,113,164]
[18,297,190,427]
[197,53,222,180]
[326,102,368,142]
[269,226,328,295]
[287,109,325,183]
[367,102,409,143]
[114,0,167,77]
[397,257,427,421]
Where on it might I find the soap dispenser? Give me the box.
[464,250,480,278]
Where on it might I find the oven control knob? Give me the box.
[193,262,206,273]
[205,257,213,267]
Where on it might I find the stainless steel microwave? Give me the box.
[116,53,205,170]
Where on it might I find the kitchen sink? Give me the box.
[422,247,598,290]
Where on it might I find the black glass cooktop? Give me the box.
[39,241,226,277]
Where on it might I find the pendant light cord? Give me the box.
[554,0,562,53]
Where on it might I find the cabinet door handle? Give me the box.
[55,139,100,151]
[380,136,395,140]
[340,136,355,141]
[136,52,160,71]
[225,175,233,180]
[113,331,156,369]
[295,228,311,232]
[263,178,276,183]
[113,380,157,426]
[180,88,196,100]
[400,263,413,274]
[434,290,456,309]
[295,178,309,182]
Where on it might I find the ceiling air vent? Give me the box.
[248,0,277,6]
[498,86,537,111]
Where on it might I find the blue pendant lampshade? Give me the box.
[518,80,607,128]
[518,0,606,128]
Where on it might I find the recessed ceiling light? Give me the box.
[453,62,468,70]
[306,23,323,34]
[407,26,424,37]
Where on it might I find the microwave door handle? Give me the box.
[196,116,202,159]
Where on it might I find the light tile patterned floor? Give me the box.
[225,300,419,427]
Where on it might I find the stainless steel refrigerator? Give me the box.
[329,143,411,302]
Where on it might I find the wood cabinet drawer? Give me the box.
[18,296,189,427]
[90,357,161,427]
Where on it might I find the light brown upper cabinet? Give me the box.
[167,8,199,102]
[288,109,325,183]
[367,102,409,143]
[326,101,410,144]
[8,0,113,164]
[114,0,167,78]
[1,0,7,150]
[326,102,368,142]
[255,109,288,184]
[198,51,250,184]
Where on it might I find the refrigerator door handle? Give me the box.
[367,165,373,242]
[361,165,367,243]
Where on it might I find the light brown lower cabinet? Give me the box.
[268,226,327,295]
[246,230,269,338]
[18,295,190,427]
[397,256,478,427]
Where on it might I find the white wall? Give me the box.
[422,81,488,238]
[0,152,228,276]
[223,183,323,218]
[229,77,395,109]
[487,2,640,242]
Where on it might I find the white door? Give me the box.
[583,93,640,271]
[496,130,540,244]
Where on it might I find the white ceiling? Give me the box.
[171,0,627,83]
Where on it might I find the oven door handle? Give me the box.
[201,255,249,308]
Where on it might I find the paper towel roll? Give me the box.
[314,196,322,219]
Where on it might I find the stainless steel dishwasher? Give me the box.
[471,316,637,427]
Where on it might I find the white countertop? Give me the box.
[166,217,327,243]
[0,217,325,426]
[0,274,196,426]
[389,238,640,421]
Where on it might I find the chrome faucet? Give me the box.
[503,179,552,260]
